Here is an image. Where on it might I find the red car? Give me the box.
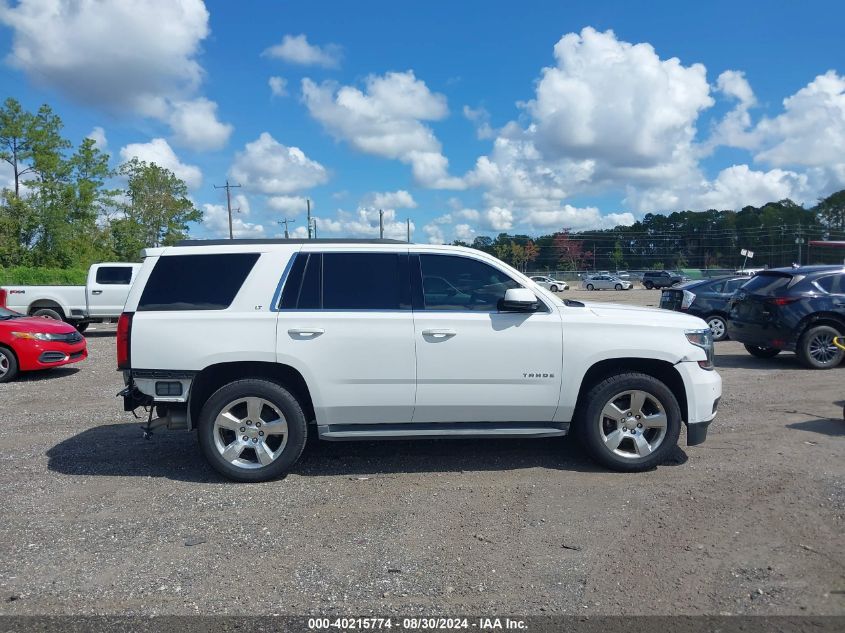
[0,307,88,382]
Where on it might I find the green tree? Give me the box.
[111,158,202,260]
[815,190,845,230]
[610,240,625,270]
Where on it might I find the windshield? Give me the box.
[0,307,23,319]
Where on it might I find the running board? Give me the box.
[317,421,570,441]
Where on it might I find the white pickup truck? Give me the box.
[118,239,721,482]
[1,263,141,332]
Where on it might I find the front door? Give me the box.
[411,253,563,423]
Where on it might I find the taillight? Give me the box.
[768,297,799,306]
[116,312,133,369]
[681,290,696,310]
[0,288,6,307]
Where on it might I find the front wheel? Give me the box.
[644,281,654,289]
[744,344,781,358]
[586,284,594,291]
[797,325,844,369]
[197,379,308,482]
[0,346,19,383]
[575,373,682,472]
[614,284,622,291]
[550,285,559,292]
[706,315,728,341]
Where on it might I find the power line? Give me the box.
[277,217,296,239]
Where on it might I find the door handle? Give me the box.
[422,328,457,338]
[287,327,325,337]
[91,290,103,295]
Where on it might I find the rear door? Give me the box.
[87,265,137,317]
[411,252,563,423]
[275,250,416,425]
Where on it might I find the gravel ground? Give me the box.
[1,288,843,616]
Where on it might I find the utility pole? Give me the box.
[379,209,384,239]
[277,218,296,239]
[406,218,411,243]
[311,218,318,239]
[306,198,312,239]
[213,180,241,239]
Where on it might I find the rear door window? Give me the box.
[138,253,259,311]
[95,266,134,285]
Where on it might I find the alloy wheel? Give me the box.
[0,353,9,379]
[212,397,289,469]
[808,331,841,365]
[597,390,668,459]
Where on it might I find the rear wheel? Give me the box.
[32,308,62,321]
[586,283,594,291]
[797,325,844,369]
[197,379,308,482]
[575,372,681,472]
[706,315,728,341]
[74,322,89,333]
[744,344,781,359]
[0,346,19,383]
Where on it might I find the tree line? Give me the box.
[455,192,845,272]
[0,97,201,269]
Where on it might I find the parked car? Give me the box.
[659,277,748,341]
[642,271,688,289]
[0,307,87,382]
[614,271,632,280]
[0,262,141,332]
[117,239,720,481]
[726,265,845,368]
[581,275,632,291]
[530,275,569,292]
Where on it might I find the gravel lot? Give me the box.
[1,288,843,616]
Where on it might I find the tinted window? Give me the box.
[96,266,133,285]
[816,274,845,294]
[138,253,259,311]
[741,272,793,295]
[419,254,519,311]
[322,253,405,310]
[724,278,746,293]
[706,280,726,293]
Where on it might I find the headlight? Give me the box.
[685,328,714,370]
[11,331,64,341]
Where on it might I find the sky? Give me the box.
[0,0,843,243]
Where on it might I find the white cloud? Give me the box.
[169,98,233,151]
[314,207,413,240]
[203,203,265,239]
[362,190,417,209]
[524,206,636,230]
[423,223,445,244]
[119,138,202,189]
[229,132,329,195]
[87,126,107,151]
[455,208,480,221]
[0,0,208,117]
[263,34,341,68]
[301,71,464,188]
[267,196,309,214]
[463,105,495,139]
[269,76,288,97]
[483,207,514,231]
[707,70,757,149]
[454,223,476,241]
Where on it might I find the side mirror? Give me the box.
[499,288,539,312]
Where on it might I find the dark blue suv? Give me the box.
[726,266,845,368]
[660,276,748,341]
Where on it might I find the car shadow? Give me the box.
[714,352,806,371]
[83,330,116,338]
[16,367,81,382]
[786,418,845,437]
[46,422,690,483]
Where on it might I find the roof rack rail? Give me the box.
[175,238,409,246]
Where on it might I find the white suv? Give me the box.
[118,239,721,482]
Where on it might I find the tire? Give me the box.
[574,372,682,472]
[32,308,63,321]
[74,322,89,333]
[0,346,19,383]
[644,281,654,290]
[586,284,594,291]
[706,315,728,342]
[197,379,308,482]
[614,284,622,291]
[796,325,844,369]
[550,285,559,292]
[744,344,781,359]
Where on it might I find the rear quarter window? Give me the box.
[138,253,260,311]
[741,272,793,295]
[95,266,134,285]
